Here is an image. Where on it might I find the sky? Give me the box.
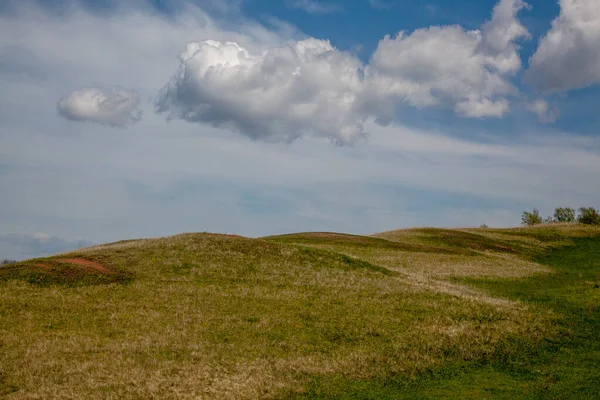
[1,0,599,259]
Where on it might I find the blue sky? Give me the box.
[1,0,599,259]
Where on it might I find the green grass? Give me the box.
[0,226,598,398]
[289,228,600,399]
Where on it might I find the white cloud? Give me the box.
[365,0,530,120]
[477,0,531,71]
[156,0,533,143]
[156,38,367,144]
[287,0,341,14]
[527,0,600,92]
[526,99,558,123]
[57,87,143,127]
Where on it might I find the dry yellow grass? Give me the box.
[291,244,549,279]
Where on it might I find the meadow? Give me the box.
[1,224,598,399]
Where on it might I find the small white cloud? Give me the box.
[156,39,366,144]
[527,0,600,92]
[287,0,341,14]
[526,99,558,123]
[57,87,143,127]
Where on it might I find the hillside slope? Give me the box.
[1,226,599,399]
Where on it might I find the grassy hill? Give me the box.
[1,225,599,399]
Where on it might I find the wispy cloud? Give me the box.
[287,0,341,14]
[0,233,92,260]
[369,0,394,10]
[526,99,559,123]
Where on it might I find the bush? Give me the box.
[1,259,17,266]
[521,208,542,226]
[554,207,576,223]
[577,207,600,225]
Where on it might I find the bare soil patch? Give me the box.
[55,258,110,274]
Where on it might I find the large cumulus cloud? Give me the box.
[156,39,366,144]
[155,0,531,143]
[526,0,600,92]
[57,87,143,127]
[364,0,530,120]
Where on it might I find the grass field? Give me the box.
[1,224,598,399]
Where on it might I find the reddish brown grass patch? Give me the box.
[55,258,110,274]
